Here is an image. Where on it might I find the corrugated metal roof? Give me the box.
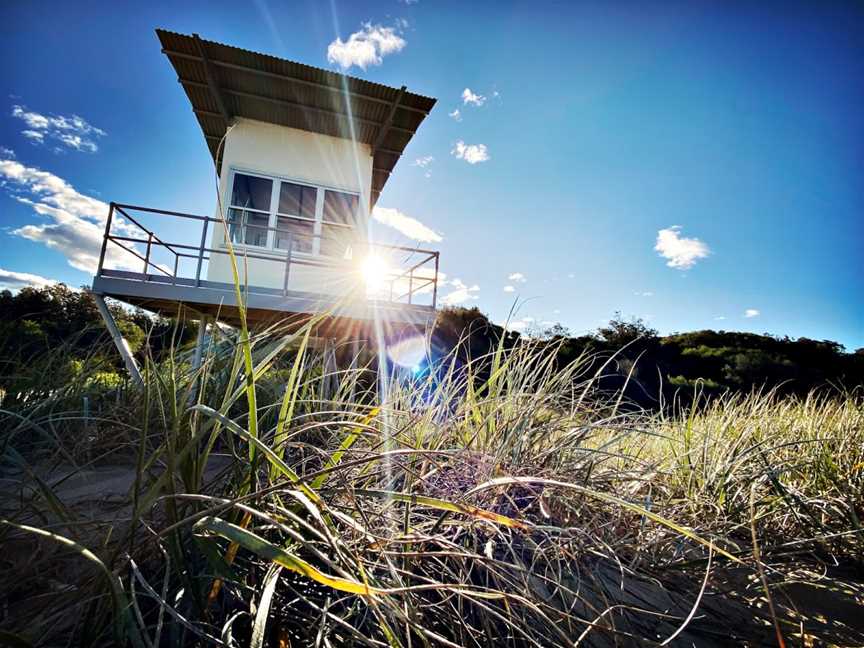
[155,29,436,206]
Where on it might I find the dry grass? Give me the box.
[1,322,862,647]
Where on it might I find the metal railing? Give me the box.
[96,203,440,308]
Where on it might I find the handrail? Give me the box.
[99,202,440,307]
[112,203,440,256]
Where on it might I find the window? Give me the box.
[275,217,313,253]
[321,190,359,258]
[226,170,361,257]
[229,173,273,247]
[279,182,317,220]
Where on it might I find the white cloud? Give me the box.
[714,316,727,321]
[441,278,479,305]
[462,88,486,107]
[22,130,45,143]
[504,316,537,333]
[744,308,760,318]
[452,140,489,164]
[634,291,653,297]
[327,22,406,70]
[654,226,710,270]
[0,153,140,274]
[508,272,526,283]
[12,105,106,153]
[0,267,57,291]
[552,309,561,314]
[448,109,462,122]
[372,205,442,242]
[503,285,515,293]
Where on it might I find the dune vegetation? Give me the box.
[1,307,863,647]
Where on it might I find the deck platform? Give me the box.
[91,203,440,339]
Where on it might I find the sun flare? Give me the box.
[362,254,390,292]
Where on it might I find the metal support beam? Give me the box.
[371,86,406,155]
[191,315,208,374]
[189,314,209,404]
[322,338,338,401]
[93,293,144,387]
[193,33,232,125]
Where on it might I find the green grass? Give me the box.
[1,318,862,647]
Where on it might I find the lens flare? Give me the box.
[387,334,428,370]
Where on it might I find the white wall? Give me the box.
[206,118,373,296]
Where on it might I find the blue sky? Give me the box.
[1,1,862,349]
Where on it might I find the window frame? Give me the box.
[225,168,362,258]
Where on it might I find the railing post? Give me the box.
[195,218,209,287]
[97,202,114,277]
[283,236,292,297]
[432,252,439,309]
[172,254,179,285]
[144,232,153,276]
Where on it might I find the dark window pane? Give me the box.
[244,213,269,247]
[279,182,316,220]
[323,190,358,225]
[227,209,244,244]
[320,223,354,258]
[231,174,272,212]
[276,217,313,254]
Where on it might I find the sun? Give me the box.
[361,254,390,293]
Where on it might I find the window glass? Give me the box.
[227,209,244,244]
[276,217,314,254]
[231,174,272,212]
[323,190,359,225]
[320,223,355,258]
[244,213,270,247]
[279,182,317,220]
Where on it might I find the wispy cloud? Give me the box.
[371,205,442,242]
[412,155,434,178]
[448,108,462,122]
[503,285,515,293]
[0,267,57,291]
[12,105,106,153]
[441,278,479,306]
[461,88,486,107]
[0,152,139,273]
[714,316,727,321]
[327,22,406,70]
[654,226,710,270]
[452,140,489,164]
[744,308,760,318]
[508,272,526,283]
[634,291,653,297]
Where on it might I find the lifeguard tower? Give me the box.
[91,30,439,384]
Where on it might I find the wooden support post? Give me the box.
[93,293,144,387]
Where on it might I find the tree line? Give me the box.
[1,285,861,407]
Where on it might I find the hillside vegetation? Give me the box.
[1,286,861,408]
[0,285,862,646]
